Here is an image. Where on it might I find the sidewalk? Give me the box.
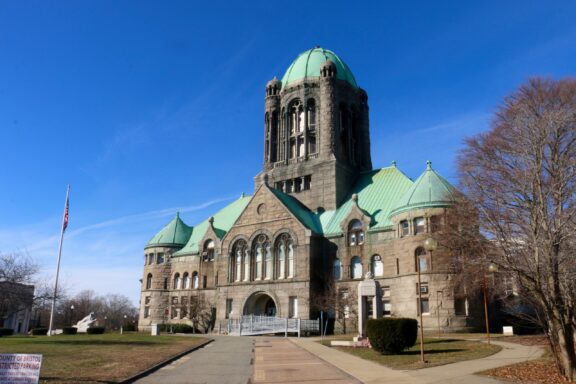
[289,337,544,384]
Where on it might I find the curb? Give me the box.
[120,338,214,383]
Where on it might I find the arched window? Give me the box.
[264,242,272,279]
[192,271,199,289]
[146,273,152,289]
[307,99,317,154]
[173,273,181,289]
[348,219,364,246]
[277,241,286,279]
[183,272,190,289]
[287,239,294,278]
[351,256,362,279]
[204,239,215,261]
[333,259,342,280]
[253,234,269,280]
[276,233,293,279]
[415,247,430,272]
[371,255,383,277]
[307,99,316,131]
[288,100,305,158]
[231,239,248,282]
[243,248,250,281]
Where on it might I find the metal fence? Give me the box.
[219,315,319,337]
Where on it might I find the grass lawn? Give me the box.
[0,332,209,383]
[319,336,501,369]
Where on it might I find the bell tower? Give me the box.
[255,47,372,211]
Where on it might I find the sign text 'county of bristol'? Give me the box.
[0,354,43,384]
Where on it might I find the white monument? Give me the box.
[73,312,97,333]
[356,272,382,339]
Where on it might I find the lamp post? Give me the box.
[121,315,127,335]
[419,237,438,363]
[483,263,498,345]
[70,305,75,325]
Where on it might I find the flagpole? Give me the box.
[48,185,70,336]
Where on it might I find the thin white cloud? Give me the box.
[67,196,234,239]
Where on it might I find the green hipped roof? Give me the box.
[389,161,457,217]
[173,195,251,256]
[146,212,193,248]
[320,166,414,235]
[266,166,414,236]
[281,47,357,89]
[268,186,323,234]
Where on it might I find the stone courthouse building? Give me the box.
[139,47,470,333]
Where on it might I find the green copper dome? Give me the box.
[389,161,457,217]
[146,212,193,248]
[281,47,357,89]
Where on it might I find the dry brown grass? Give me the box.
[0,333,208,383]
[319,336,501,370]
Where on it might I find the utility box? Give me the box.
[151,324,160,336]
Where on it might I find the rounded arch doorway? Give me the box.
[243,292,277,317]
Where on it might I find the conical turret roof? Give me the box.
[389,161,457,217]
[146,212,193,248]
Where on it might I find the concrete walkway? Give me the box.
[135,336,254,384]
[290,337,544,384]
[253,337,361,383]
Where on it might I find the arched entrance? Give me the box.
[243,292,277,316]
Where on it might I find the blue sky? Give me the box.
[1,1,574,305]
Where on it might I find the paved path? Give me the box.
[253,337,361,383]
[135,336,254,384]
[290,337,544,384]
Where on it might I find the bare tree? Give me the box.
[311,276,358,335]
[457,78,576,380]
[188,293,213,333]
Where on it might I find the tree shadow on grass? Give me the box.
[424,339,463,345]
[400,348,465,355]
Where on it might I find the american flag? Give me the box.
[63,195,69,232]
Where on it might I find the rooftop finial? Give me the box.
[176,211,180,218]
[392,160,397,167]
[352,193,358,204]
[426,160,432,170]
[240,192,245,198]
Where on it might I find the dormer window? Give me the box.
[203,239,215,261]
[348,219,364,246]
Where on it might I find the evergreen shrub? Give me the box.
[86,327,105,334]
[169,324,194,333]
[31,328,48,336]
[0,328,14,336]
[366,318,418,354]
[62,327,77,335]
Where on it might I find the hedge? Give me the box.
[31,328,48,336]
[0,328,14,337]
[86,327,105,334]
[366,318,418,354]
[161,323,195,333]
[62,327,78,335]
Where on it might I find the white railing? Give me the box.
[219,315,319,337]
